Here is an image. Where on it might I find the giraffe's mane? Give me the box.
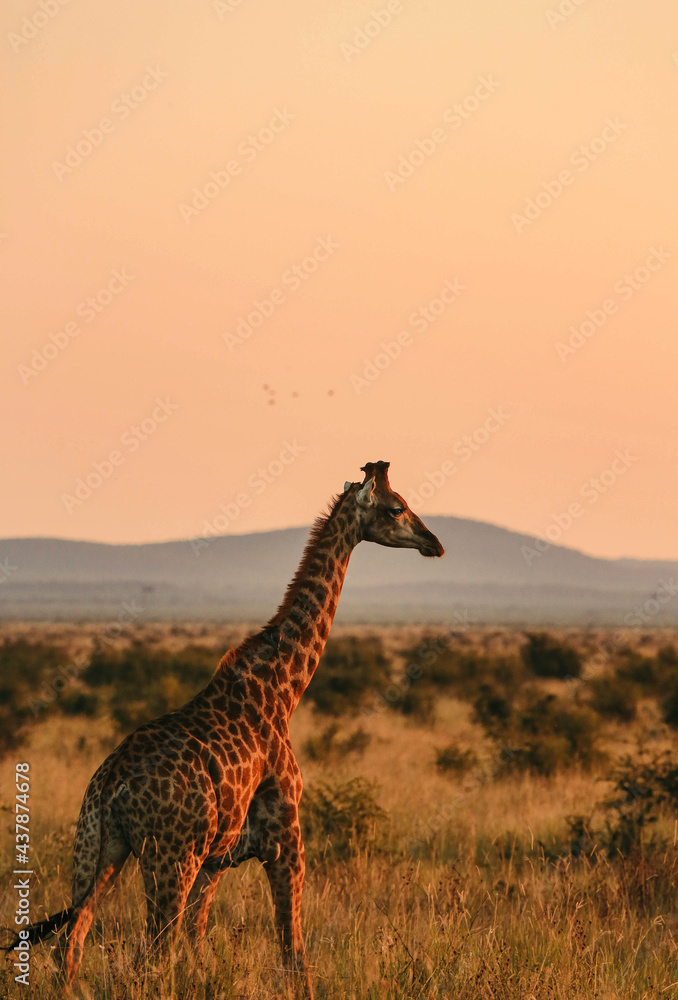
[227,487,351,660]
[267,487,350,625]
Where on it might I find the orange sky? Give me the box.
[3,0,677,559]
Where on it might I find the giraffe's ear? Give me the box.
[356,476,376,508]
[343,481,353,492]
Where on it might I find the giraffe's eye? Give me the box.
[389,507,405,517]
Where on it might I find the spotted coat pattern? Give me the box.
[32,462,444,998]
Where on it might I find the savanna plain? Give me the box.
[3,621,678,1000]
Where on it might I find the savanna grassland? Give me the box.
[3,623,678,1000]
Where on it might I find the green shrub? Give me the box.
[394,638,529,732]
[661,686,678,729]
[435,742,477,775]
[588,674,638,722]
[302,723,339,762]
[647,646,678,727]
[396,685,436,725]
[657,644,678,671]
[475,686,601,776]
[518,734,573,776]
[302,724,372,763]
[401,640,527,701]
[305,637,391,716]
[300,777,386,859]
[565,814,595,858]
[617,649,661,690]
[600,749,678,856]
[521,632,582,679]
[473,682,513,733]
[518,692,599,773]
[81,641,217,733]
[83,641,215,688]
[60,692,100,717]
[0,639,70,754]
[337,726,372,756]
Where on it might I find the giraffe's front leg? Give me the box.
[265,817,313,1000]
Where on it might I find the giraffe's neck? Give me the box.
[271,496,361,715]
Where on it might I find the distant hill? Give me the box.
[1,516,677,625]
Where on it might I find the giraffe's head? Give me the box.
[345,461,444,558]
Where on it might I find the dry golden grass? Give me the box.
[2,624,678,999]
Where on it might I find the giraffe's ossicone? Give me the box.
[4,461,443,999]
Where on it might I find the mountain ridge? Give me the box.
[1,515,676,625]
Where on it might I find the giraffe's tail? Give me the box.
[2,907,75,951]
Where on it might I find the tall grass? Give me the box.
[2,626,678,998]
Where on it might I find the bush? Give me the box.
[657,644,678,671]
[402,639,527,701]
[81,641,217,733]
[616,649,661,691]
[600,749,678,856]
[588,674,638,722]
[655,648,678,729]
[60,692,100,717]
[394,638,528,730]
[396,685,436,725]
[521,632,582,679]
[305,637,391,716]
[473,682,513,733]
[518,692,599,773]
[661,686,678,730]
[301,724,372,763]
[82,641,215,688]
[435,742,477,775]
[0,639,70,755]
[300,777,386,859]
[302,723,339,762]
[475,686,601,776]
[338,726,372,756]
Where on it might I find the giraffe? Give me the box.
[5,461,443,997]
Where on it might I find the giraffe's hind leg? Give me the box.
[183,801,283,958]
[139,847,201,961]
[184,868,222,958]
[61,838,130,984]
